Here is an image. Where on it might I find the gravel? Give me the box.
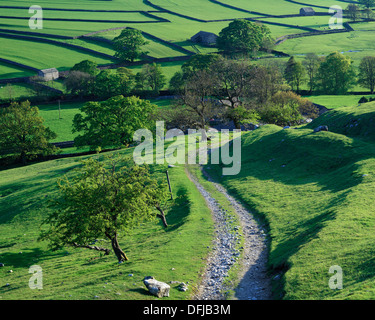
[187,168,272,300]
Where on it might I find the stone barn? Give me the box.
[190,31,218,46]
[300,7,315,16]
[38,68,59,81]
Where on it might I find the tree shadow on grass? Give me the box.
[128,287,154,297]
[163,187,191,232]
[0,248,66,269]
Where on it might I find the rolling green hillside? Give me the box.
[206,102,375,299]
[0,148,214,300]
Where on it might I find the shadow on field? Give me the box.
[1,248,66,268]
[0,166,80,224]
[128,287,154,297]
[163,188,191,232]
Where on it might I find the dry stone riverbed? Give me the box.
[187,168,272,300]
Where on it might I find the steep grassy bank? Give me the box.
[207,102,375,299]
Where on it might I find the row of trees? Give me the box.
[0,95,158,164]
[284,52,355,95]
[284,52,375,94]
[5,52,374,164]
[163,54,318,134]
[284,53,375,95]
[112,20,273,63]
[346,0,375,21]
[64,60,166,99]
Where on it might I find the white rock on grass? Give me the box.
[143,276,170,298]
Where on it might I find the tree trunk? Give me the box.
[73,242,110,255]
[156,205,168,228]
[233,117,241,130]
[20,150,27,165]
[111,234,128,262]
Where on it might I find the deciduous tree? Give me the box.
[177,70,220,140]
[316,52,356,94]
[303,53,321,94]
[71,60,98,76]
[358,0,375,9]
[39,157,169,262]
[72,95,156,150]
[358,56,375,93]
[0,101,57,163]
[217,19,272,57]
[135,63,166,94]
[113,28,148,62]
[284,56,305,93]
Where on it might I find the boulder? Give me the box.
[178,282,188,292]
[313,125,328,133]
[143,276,170,298]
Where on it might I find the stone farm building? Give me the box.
[300,7,315,16]
[38,68,59,81]
[190,31,218,46]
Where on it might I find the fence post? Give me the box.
[166,170,173,200]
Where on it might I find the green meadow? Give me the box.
[0,147,214,300]
[3,0,373,79]
[2,0,375,301]
[205,102,375,299]
[305,95,375,109]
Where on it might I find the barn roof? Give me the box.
[300,7,315,12]
[39,68,58,74]
[191,31,218,39]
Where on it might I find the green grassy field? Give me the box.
[3,0,375,302]
[204,102,375,299]
[3,0,374,80]
[276,31,375,67]
[0,147,214,300]
[305,95,375,109]
[36,98,175,143]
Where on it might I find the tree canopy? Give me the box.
[113,28,149,62]
[284,56,305,93]
[316,52,356,94]
[72,95,156,150]
[217,19,272,57]
[0,101,57,163]
[358,56,375,93]
[39,157,169,262]
[71,60,98,76]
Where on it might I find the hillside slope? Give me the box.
[208,102,375,299]
[0,148,214,300]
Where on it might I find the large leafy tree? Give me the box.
[177,69,218,141]
[39,157,169,262]
[64,70,95,97]
[135,63,166,94]
[303,53,321,94]
[93,69,134,99]
[113,28,149,62]
[358,56,375,93]
[284,56,305,93]
[0,101,57,163]
[217,19,272,57]
[72,95,156,150]
[181,53,220,78]
[169,54,220,94]
[211,58,259,129]
[358,0,375,9]
[71,60,98,76]
[316,52,356,94]
[346,4,361,21]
